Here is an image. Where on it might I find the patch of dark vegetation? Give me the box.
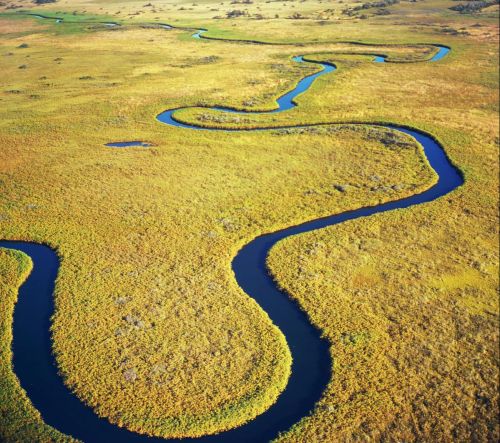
[175,55,221,68]
[333,184,347,193]
[375,132,414,149]
[273,126,325,136]
[79,75,94,80]
[273,126,416,152]
[115,296,130,306]
[123,314,145,329]
[123,368,137,382]
[18,64,27,69]
[449,0,499,13]
[342,0,399,16]
[226,9,247,17]
[18,43,29,49]
[440,26,470,35]
[340,331,370,346]
[197,112,252,125]
[33,0,57,4]
[199,55,220,64]
[288,12,307,19]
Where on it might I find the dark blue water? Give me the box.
[1,20,459,443]
[429,45,450,61]
[374,45,450,63]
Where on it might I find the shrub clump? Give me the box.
[449,0,499,13]
[342,0,399,15]
[226,9,247,18]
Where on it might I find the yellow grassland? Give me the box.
[0,0,498,440]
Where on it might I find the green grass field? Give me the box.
[0,0,498,441]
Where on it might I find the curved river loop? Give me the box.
[1,14,462,443]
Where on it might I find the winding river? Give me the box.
[1,16,462,443]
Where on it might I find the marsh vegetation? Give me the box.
[0,0,498,441]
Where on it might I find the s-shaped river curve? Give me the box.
[0,21,461,443]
